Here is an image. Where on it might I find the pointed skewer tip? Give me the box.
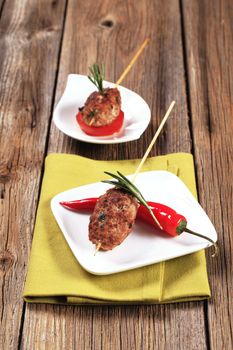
[94,242,102,256]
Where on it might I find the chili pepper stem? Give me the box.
[185,228,218,258]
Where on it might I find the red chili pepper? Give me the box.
[60,198,98,210]
[60,198,186,235]
[60,197,218,256]
[137,202,186,237]
[76,110,124,136]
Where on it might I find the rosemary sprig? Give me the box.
[88,63,105,93]
[102,171,163,229]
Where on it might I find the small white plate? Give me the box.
[53,74,151,144]
[51,171,217,275]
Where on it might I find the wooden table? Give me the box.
[0,0,232,349]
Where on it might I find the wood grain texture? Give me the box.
[22,303,207,350]
[21,1,207,349]
[0,0,67,348]
[49,0,192,159]
[182,0,233,349]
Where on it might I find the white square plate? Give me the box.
[51,171,217,275]
[52,74,151,144]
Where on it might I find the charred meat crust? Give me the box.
[89,188,139,250]
[80,88,121,127]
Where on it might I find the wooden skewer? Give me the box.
[132,101,176,183]
[115,38,149,87]
[130,101,176,229]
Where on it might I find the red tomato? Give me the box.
[76,110,124,137]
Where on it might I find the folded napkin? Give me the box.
[23,153,210,304]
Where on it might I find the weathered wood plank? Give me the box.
[0,0,67,349]
[23,302,207,350]
[182,0,233,349]
[21,1,207,349]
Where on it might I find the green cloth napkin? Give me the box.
[23,153,210,304]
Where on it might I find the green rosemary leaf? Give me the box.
[103,173,129,189]
[88,63,105,93]
[117,171,144,196]
[104,171,119,178]
[102,180,119,186]
[104,172,140,197]
[102,171,162,226]
[104,171,126,183]
[102,174,147,207]
[102,180,133,194]
[104,171,139,195]
[88,76,95,85]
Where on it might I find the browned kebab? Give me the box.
[76,64,123,137]
[89,188,139,251]
[88,171,159,251]
[79,87,121,127]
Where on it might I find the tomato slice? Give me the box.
[76,110,124,137]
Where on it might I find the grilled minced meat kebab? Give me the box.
[80,87,121,127]
[78,64,122,128]
[89,188,139,251]
[88,172,161,251]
